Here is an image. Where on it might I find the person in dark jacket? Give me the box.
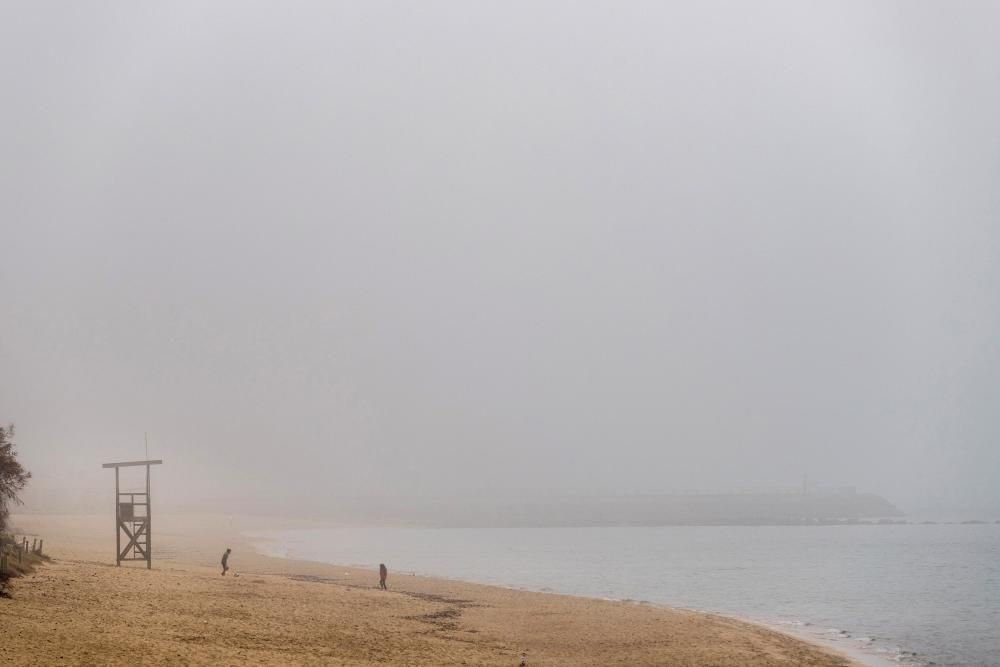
[221,548,231,576]
[379,563,388,590]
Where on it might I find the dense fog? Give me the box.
[2,1,998,517]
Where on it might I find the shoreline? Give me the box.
[4,513,868,666]
[248,535,895,667]
[247,525,912,667]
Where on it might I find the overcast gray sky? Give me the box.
[2,1,998,514]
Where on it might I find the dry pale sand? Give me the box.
[1,514,858,666]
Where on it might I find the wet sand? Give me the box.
[1,514,859,666]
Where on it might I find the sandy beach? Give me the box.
[1,514,858,666]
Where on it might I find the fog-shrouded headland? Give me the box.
[2,1,999,519]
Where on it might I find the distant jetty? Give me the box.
[268,488,906,528]
[429,490,904,527]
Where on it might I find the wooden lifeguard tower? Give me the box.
[101,459,162,569]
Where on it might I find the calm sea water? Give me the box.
[249,524,1000,666]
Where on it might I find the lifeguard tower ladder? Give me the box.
[101,460,162,569]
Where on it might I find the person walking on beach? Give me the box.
[379,563,388,590]
[221,548,231,576]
